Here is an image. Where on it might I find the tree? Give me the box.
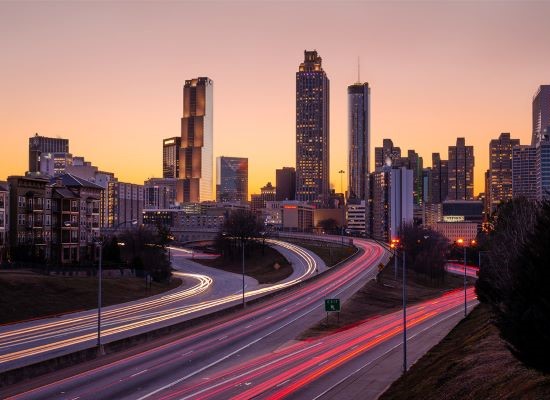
[475,197,539,305]
[318,218,340,234]
[216,209,264,260]
[118,226,171,282]
[495,199,550,371]
[399,223,448,285]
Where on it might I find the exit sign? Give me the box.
[325,298,340,312]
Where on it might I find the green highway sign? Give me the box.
[325,298,340,312]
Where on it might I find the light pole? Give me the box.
[96,219,137,351]
[338,169,345,195]
[391,238,400,279]
[402,249,407,373]
[241,238,246,308]
[457,238,476,317]
[95,239,103,351]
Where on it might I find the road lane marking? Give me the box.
[130,369,148,378]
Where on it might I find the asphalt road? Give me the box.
[5,238,388,400]
[0,240,324,373]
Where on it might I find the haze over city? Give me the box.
[2,1,550,195]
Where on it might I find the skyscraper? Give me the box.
[532,85,550,147]
[295,50,330,206]
[448,138,474,200]
[512,145,538,201]
[430,153,449,204]
[488,132,519,213]
[402,150,424,206]
[178,77,213,203]
[275,167,296,201]
[348,81,370,200]
[163,137,181,179]
[374,139,401,169]
[216,156,248,203]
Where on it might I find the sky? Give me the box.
[1,1,549,197]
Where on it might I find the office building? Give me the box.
[216,156,248,203]
[178,77,214,203]
[296,50,330,206]
[401,150,424,206]
[374,139,401,169]
[251,182,276,214]
[488,133,519,213]
[0,182,8,263]
[28,134,70,174]
[281,201,314,232]
[369,166,414,242]
[433,221,477,243]
[348,81,370,200]
[275,167,296,201]
[430,153,449,203]
[346,198,366,236]
[537,132,550,200]
[448,138,474,200]
[512,145,538,201]
[163,137,181,179]
[532,85,550,147]
[144,178,178,209]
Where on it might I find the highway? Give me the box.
[5,238,388,400]
[0,239,323,373]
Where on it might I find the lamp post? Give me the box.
[338,170,345,195]
[241,238,246,308]
[457,238,476,317]
[96,219,137,351]
[390,237,407,373]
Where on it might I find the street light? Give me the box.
[391,237,407,373]
[457,238,476,317]
[242,238,245,308]
[338,169,345,195]
[96,219,137,352]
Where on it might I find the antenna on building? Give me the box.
[357,56,360,84]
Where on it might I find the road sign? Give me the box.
[325,298,340,312]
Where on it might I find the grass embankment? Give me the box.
[0,271,181,325]
[380,304,550,400]
[197,246,292,284]
[299,263,470,340]
[285,240,356,267]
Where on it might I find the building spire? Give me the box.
[357,56,361,84]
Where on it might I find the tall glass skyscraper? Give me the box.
[347,82,370,200]
[532,85,550,147]
[295,50,330,206]
[178,77,213,203]
[216,156,248,203]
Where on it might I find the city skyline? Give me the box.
[2,2,550,196]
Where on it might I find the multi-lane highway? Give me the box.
[0,239,323,373]
[5,238,388,399]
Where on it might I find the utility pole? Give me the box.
[402,250,407,373]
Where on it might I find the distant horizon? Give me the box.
[2,1,549,197]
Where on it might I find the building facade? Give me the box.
[430,153,449,203]
[448,138,475,200]
[28,134,70,174]
[348,82,370,200]
[532,85,550,147]
[512,145,538,201]
[488,133,520,213]
[144,178,178,209]
[275,167,296,201]
[296,50,330,206]
[216,156,248,203]
[346,199,366,236]
[537,133,550,200]
[163,137,181,179]
[0,182,8,263]
[374,139,402,169]
[178,77,214,203]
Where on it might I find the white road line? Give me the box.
[130,369,148,378]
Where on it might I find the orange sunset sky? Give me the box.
[1,1,549,197]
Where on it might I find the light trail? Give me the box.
[0,240,318,370]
